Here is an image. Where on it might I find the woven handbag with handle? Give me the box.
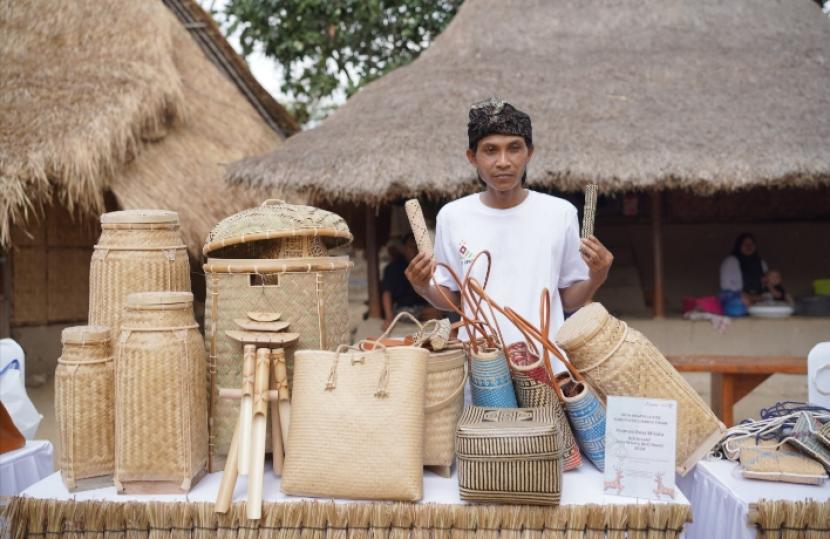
[466,281,607,471]
[282,343,428,501]
[456,406,563,505]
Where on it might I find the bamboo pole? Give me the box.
[247,347,271,520]
[215,421,240,513]
[273,349,291,444]
[651,190,666,318]
[366,205,382,318]
[270,349,285,476]
[238,344,255,474]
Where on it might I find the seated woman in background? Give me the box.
[381,233,441,330]
[720,233,792,309]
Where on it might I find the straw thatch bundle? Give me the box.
[228,0,830,203]
[0,0,297,253]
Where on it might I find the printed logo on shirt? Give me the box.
[458,240,475,266]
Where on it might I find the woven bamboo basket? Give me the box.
[423,347,467,476]
[55,325,114,490]
[203,200,353,471]
[456,406,563,505]
[88,210,190,336]
[114,292,208,493]
[556,303,725,475]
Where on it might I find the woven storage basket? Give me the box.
[89,210,190,337]
[456,406,563,505]
[203,200,353,472]
[556,303,725,475]
[114,292,208,493]
[423,347,467,476]
[55,325,114,490]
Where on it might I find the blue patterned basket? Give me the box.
[469,348,518,408]
[558,373,606,471]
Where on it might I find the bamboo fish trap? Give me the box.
[203,200,353,471]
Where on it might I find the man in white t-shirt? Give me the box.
[405,98,613,348]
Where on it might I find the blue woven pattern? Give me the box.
[564,389,606,471]
[469,351,518,408]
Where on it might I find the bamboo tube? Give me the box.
[247,347,271,520]
[238,344,255,475]
[215,421,240,514]
[405,199,433,257]
[270,350,284,476]
[219,388,278,400]
[582,184,598,239]
[273,348,291,443]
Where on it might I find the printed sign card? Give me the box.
[603,396,677,500]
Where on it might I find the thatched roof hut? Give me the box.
[228,0,830,202]
[0,0,298,253]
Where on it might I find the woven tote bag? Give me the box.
[456,406,563,505]
[282,344,428,501]
[818,421,830,449]
[556,303,725,475]
[467,281,607,471]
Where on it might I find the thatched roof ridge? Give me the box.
[227,0,830,203]
[0,0,293,252]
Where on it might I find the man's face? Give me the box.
[466,134,534,192]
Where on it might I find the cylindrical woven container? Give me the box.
[115,291,208,493]
[423,348,467,475]
[557,303,725,475]
[203,200,353,471]
[55,325,114,490]
[512,371,581,471]
[89,210,190,336]
[469,348,518,408]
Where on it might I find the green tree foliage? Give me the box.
[222,0,463,124]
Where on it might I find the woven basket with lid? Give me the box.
[55,325,114,490]
[114,291,208,493]
[89,209,190,336]
[203,200,353,471]
[556,302,725,475]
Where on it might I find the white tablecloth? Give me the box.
[0,440,53,496]
[677,459,830,539]
[23,461,689,507]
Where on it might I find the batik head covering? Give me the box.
[467,97,532,149]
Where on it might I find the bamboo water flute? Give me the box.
[215,322,299,518]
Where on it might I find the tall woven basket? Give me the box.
[423,347,467,476]
[55,326,114,490]
[203,200,353,471]
[556,303,725,475]
[89,210,190,336]
[114,292,208,493]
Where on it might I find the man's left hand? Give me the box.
[580,235,613,283]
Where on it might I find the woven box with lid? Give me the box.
[556,303,725,475]
[55,325,114,490]
[114,292,208,493]
[203,200,353,471]
[89,209,190,336]
[456,406,563,505]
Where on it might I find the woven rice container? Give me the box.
[203,199,353,471]
[114,292,208,493]
[456,406,563,505]
[556,303,725,476]
[89,210,190,336]
[55,325,114,490]
[423,347,466,475]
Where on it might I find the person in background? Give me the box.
[720,233,791,308]
[381,233,441,330]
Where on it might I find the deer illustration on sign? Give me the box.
[603,467,624,495]
[653,472,675,499]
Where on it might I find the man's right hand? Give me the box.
[404,252,435,292]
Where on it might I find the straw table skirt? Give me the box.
[5,468,691,538]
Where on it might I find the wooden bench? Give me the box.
[667,355,807,426]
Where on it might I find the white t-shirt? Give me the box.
[433,190,589,348]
